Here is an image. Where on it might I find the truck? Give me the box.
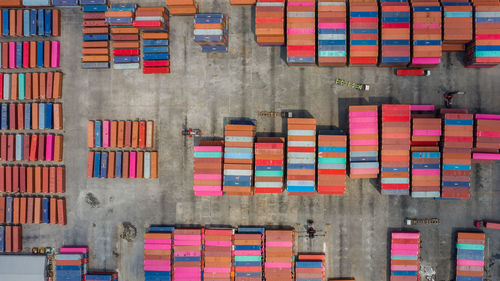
[474,220,500,229]
[405,218,440,225]
[396,69,431,76]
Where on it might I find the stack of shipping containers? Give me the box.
[142,31,170,73]
[411,116,442,198]
[81,0,110,69]
[0,72,63,101]
[203,228,233,281]
[193,140,224,196]
[264,229,294,281]
[440,0,473,52]
[193,14,228,53]
[410,0,442,67]
[0,40,60,69]
[380,105,411,196]
[0,8,60,37]
[88,151,159,178]
[317,131,347,195]
[87,119,158,179]
[0,225,21,253]
[233,227,264,281]
[55,247,89,281]
[317,0,347,66]
[349,0,378,66]
[165,0,198,15]
[390,232,420,281]
[379,0,410,66]
[0,133,63,162]
[106,4,140,70]
[0,196,66,225]
[286,0,316,65]
[287,118,316,195]
[349,105,379,178]
[173,228,202,281]
[465,2,500,67]
[441,113,473,199]
[255,0,285,46]
[455,232,485,280]
[1,102,63,129]
[474,114,500,156]
[135,7,170,74]
[295,254,325,281]
[144,227,173,281]
[254,137,284,194]
[223,121,255,195]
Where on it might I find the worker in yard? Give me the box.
[443,91,465,108]
[307,220,316,239]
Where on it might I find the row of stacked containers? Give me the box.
[411,0,442,67]
[250,0,499,68]
[254,137,284,194]
[349,106,379,178]
[80,1,109,69]
[255,0,286,46]
[106,4,140,70]
[223,121,256,196]
[286,118,316,195]
[144,227,302,281]
[193,109,500,197]
[349,0,379,66]
[317,0,347,66]
[380,0,410,66]
[410,114,442,198]
[455,232,485,281]
[286,0,316,65]
[380,105,411,195]
[390,232,420,281]
[442,112,473,199]
[466,1,500,67]
[317,132,347,194]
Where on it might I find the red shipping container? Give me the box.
[12,166,19,192]
[57,198,66,225]
[49,167,56,193]
[57,166,65,193]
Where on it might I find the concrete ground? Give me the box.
[18,1,500,280]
